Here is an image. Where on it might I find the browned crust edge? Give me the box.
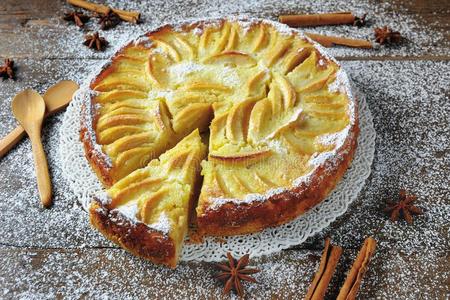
[196,108,360,236]
[89,200,178,268]
[80,103,114,187]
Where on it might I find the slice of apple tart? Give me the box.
[89,130,206,268]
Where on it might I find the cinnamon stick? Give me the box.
[279,12,355,27]
[67,0,140,23]
[305,238,343,300]
[337,237,377,300]
[305,33,373,49]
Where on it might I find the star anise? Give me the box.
[353,14,367,27]
[96,10,121,30]
[0,58,16,80]
[63,10,90,28]
[374,26,402,45]
[83,32,108,51]
[385,189,423,224]
[215,252,260,297]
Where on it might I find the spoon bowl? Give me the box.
[44,80,79,116]
[12,89,46,130]
[11,89,52,207]
[0,80,79,158]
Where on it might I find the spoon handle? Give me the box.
[30,134,52,208]
[0,125,26,158]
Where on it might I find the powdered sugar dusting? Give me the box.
[93,191,111,206]
[114,201,139,223]
[169,62,205,83]
[0,0,448,298]
[329,69,347,94]
[148,89,174,101]
[148,212,171,234]
[308,124,352,168]
[292,169,314,186]
[192,27,203,36]
[329,68,357,124]
[265,139,288,154]
[2,0,446,61]
[168,61,240,87]
[220,66,241,87]
[113,202,171,235]
[133,36,153,48]
[209,187,288,210]
[319,125,351,146]
[80,90,112,168]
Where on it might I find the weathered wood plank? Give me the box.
[0,1,449,299]
[0,247,448,299]
[2,248,318,299]
[0,0,448,59]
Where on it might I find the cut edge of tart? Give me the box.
[80,17,359,267]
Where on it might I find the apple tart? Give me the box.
[81,18,359,267]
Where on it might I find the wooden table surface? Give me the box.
[0,0,449,299]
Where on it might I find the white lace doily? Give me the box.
[58,23,375,262]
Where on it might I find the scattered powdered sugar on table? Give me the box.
[0,249,320,299]
[0,0,449,298]
[2,0,448,60]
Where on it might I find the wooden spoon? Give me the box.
[0,80,79,158]
[11,89,52,208]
